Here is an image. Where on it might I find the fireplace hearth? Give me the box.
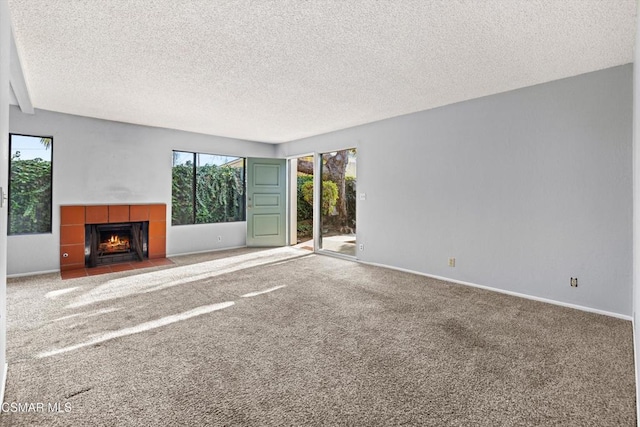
[85,222,149,267]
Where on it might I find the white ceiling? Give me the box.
[7,0,637,143]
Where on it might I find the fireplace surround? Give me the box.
[60,204,166,271]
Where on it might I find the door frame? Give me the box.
[285,152,316,247]
[313,152,322,253]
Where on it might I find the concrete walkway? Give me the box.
[294,234,357,257]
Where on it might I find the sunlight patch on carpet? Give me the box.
[38,302,235,358]
[52,307,122,323]
[66,247,308,309]
[45,287,80,299]
[241,285,286,298]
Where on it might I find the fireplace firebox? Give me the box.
[85,222,149,267]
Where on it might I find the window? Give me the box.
[172,151,246,225]
[8,134,53,235]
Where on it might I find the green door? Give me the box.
[246,158,287,247]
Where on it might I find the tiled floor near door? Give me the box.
[61,258,175,280]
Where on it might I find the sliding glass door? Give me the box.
[319,149,356,257]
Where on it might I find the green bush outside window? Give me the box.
[171,151,245,225]
[8,134,53,235]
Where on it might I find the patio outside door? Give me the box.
[246,158,287,247]
[319,149,357,257]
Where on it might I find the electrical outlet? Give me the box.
[570,277,578,287]
[448,257,455,267]
[359,244,364,251]
[217,236,222,242]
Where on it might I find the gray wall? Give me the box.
[8,107,276,275]
[632,1,640,418]
[279,64,633,317]
[0,0,11,394]
[7,66,633,317]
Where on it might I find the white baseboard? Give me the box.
[167,245,247,258]
[7,269,59,279]
[0,363,7,404]
[361,260,632,321]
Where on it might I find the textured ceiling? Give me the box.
[7,0,637,143]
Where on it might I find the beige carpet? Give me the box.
[1,247,635,426]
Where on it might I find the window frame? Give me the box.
[171,150,246,226]
[8,133,54,236]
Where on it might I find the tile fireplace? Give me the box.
[60,204,166,271]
